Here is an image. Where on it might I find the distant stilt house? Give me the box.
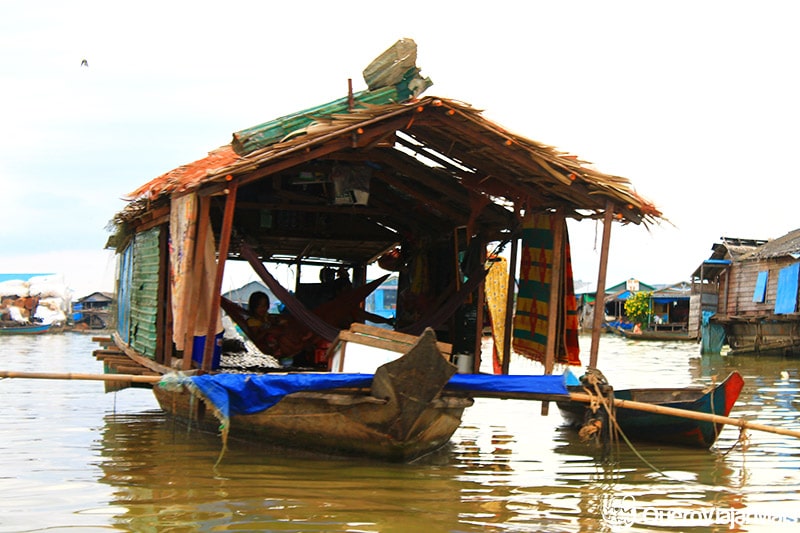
[73,292,114,330]
[569,277,698,343]
[651,281,693,332]
[577,279,692,334]
[692,231,800,356]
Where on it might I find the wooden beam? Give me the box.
[418,113,614,211]
[155,221,169,365]
[472,233,487,372]
[589,201,615,368]
[201,178,239,371]
[372,169,467,223]
[112,331,175,375]
[201,116,415,196]
[237,201,385,217]
[544,211,564,376]
[542,210,564,416]
[501,207,520,375]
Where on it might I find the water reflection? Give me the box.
[98,412,490,532]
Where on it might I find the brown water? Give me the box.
[1,332,799,532]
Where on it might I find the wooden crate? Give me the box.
[327,323,452,373]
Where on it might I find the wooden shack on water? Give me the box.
[104,40,663,382]
[692,231,800,355]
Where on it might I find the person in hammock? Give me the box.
[246,291,285,353]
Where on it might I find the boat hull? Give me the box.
[724,318,800,356]
[106,327,473,462]
[0,323,52,335]
[558,371,744,448]
[610,326,697,342]
[153,385,471,461]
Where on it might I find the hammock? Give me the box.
[238,242,388,343]
[400,262,491,336]
[238,239,491,343]
[220,296,272,354]
[239,243,340,341]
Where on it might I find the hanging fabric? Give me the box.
[484,255,508,374]
[169,194,196,351]
[512,212,581,366]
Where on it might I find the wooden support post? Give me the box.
[472,234,486,373]
[544,211,564,376]
[354,264,367,287]
[501,207,520,375]
[155,224,170,365]
[542,211,564,415]
[201,178,239,371]
[589,201,614,369]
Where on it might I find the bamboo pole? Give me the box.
[0,370,162,383]
[3,369,799,441]
[569,391,800,440]
[589,202,614,368]
[501,205,520,375]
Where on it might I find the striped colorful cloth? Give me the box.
[512,213,581,366]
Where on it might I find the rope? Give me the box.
[580,368,672,479]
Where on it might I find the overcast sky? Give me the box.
[2,1,798,297]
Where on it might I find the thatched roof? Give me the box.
[113,95,661,265]
[740,229,800,261]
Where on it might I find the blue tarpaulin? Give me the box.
[184,372,569,421]
[775,263,800,314]
[700,310,726,354]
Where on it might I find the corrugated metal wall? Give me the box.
[127,227,162,359]
[116,244,133,344]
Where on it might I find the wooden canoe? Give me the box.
[152,328,473,462]
[610,325,697,342]
[558,371,745,448]
[0,322,52,335]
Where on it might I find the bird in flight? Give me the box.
[80,59,89,67]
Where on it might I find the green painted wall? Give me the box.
[128,227,161,359]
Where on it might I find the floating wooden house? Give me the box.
[97,40,663,459]
[692,231,800,355]
[73,291,114,330]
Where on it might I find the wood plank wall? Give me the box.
[721,257,797,316]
